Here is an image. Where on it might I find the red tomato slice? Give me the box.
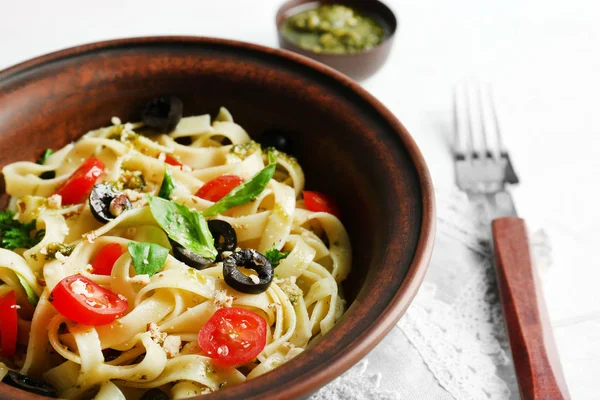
[198,307,267,366]
[91,243,125,275]
[0,291,18,358]
[55,158,105,205]
[303,190,341,218]
[164,154,183,168]
[195,175,244,202]
[50,274,127,326]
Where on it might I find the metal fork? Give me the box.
[453,83,570,400]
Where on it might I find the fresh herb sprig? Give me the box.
[158,164,175,199]
[0,210,44,250]
[264,248,290,267]
[148,196,217,260]
[128,242,169,277]
[37,149,53,165]
[202,152,277,217]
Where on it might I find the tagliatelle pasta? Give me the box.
[0,106,351,399]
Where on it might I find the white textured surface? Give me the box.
[2,1,599,398]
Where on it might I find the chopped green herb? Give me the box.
[120,169,146,190]
[148,196,217,260]
[158,164,175,199]
[264,248,290,267]
[44,242,75,259]
[128,242,169,277]
[37,149,54,165]
[16,273,38,306]
[229,141,261,160]
[202,152,277,217]
[0,210,43,250]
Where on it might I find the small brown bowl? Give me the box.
[276,0,397,81]
[0,36,433,400]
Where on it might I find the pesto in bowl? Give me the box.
[280,4,385,54]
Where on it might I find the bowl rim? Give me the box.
[0,36,435,399]
[274,0,399,58]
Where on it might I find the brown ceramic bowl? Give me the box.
[276,0,397,81]
[0,37,434,400]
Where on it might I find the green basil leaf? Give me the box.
[202,154,277,217]
[264,248,290,267]
[147,196,217,260]
[158,164,175,199]
[127,242,169,277]
[16,273,38,306]
[37,149,53,165]
[267,150,277,165]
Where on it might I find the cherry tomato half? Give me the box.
[195,175,244,202]
[55,158,105,205]
[91,243,125,276]
[198,307,267,366]
[0,291,18,358]
[164,154,183,168]
[303,190,341,218]
[50,274,127,326]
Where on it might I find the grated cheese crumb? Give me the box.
[84,231,97,243]
[213,290,233,308]
[249,274,260,284]
[111,116,122,126]
[146,322,167,345]
[70,279,90,296]
[162,335,182,358]
[46,194,62,209]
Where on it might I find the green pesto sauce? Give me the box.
[281,4,385,54]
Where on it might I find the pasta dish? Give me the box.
[0,97,351,399]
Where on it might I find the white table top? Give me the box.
[2,0,598,398]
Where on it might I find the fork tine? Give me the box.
[485,84,503,160]
[476,84,494,160]
[486,84,520,184]
[464,83,476,161]
[452,85,465,160]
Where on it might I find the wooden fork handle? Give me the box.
[492,217,570,400]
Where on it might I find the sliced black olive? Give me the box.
[39,170,56,180]
[89,183,132,224]
[258,129,293,154]
[2,371,58,398]
[170,239,213,270]
[208,220,237,261]
[141,96,183,133]
[140,388,169,400]
[223,249,273,294]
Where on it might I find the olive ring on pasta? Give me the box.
[223,249,274,294]
[170,239,213,270]
[2,371,58,398]
[89,183,131,224]
[208,219,237,260]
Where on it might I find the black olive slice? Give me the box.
[258,129,293,154]
[2,371,58,398]
[223,249,273,294]
[170,239,213,270]
[89,183,132,224]
[140,388,169,400]
[141,96,183,133]
[208,220,237,260]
